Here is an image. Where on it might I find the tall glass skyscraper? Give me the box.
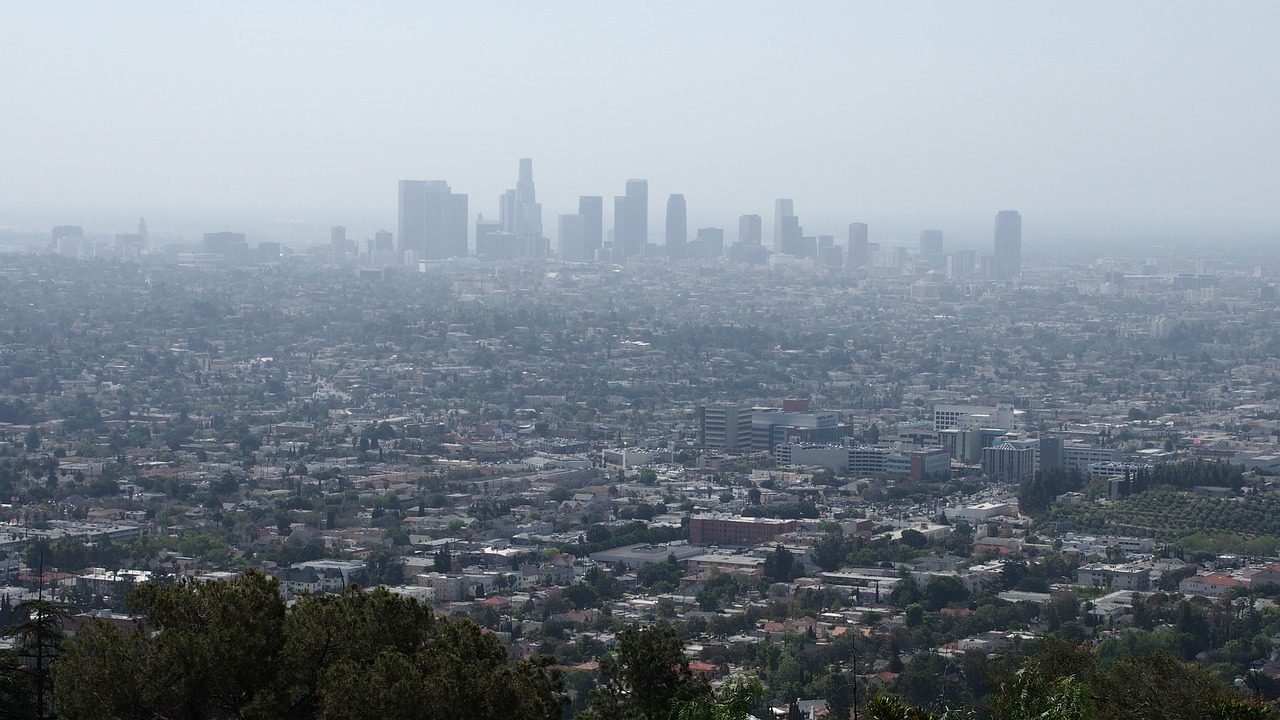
[665,194,687,259]
[993,210,1022,280]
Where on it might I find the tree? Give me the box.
[54,571,565,720]
[992,667,1091,720]
[923,576,969,611]
[562,583,600,610]
[888,575,922,608]
[905,603,925,628]
[1000,560,1028,592]
[1091,650,1238,720]
[995,637,1256,720]
[2,598,74,720]
[812,532,849,573]
[819,669,858,720]
[674,677,761,720]
[434,545,452,573]
[580,626,711,720]
[365,548,404,586]
[24,427,40,452]
[900,529,928,550]
[763,545,796,583]
[865,694,977,720]
[0,646,38,720]
[383,524,410,547]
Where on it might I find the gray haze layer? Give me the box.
[3,2,1278,244]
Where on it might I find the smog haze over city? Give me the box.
[3,1,1279,249]
[10,4,1280,720]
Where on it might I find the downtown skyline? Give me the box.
[3,2,1278,246]
[8,152,1277,266]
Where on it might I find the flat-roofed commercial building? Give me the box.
[699,403,753,449]
[933,404,1016,432]
[689,514,796,546]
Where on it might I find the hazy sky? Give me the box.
[4,2,1278,244]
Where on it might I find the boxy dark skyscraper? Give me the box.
[665,193,687,259]
[398,180,468,261]
[613,179,648,259]
[848,222,869,270]
[578,196,603,261]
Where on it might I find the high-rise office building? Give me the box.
[665,194,687,259]
[773,199,803,255]
[947,249,976,280]
[819,243,843,269]
[114,217,148,255]
[373,229,394,252]
[578,196,603,260]
[728,215,767,264]
[51,225,85,256]
[203,231,250,263]
[773,199,792,250]
[613,179,648,259]
[398,180,468,260]
[848,222,869,270]
[51,225,83,242]
[475,216,506,260]
[919,229,944,258]
[738,214,762,245]
[558,214,587,262]
[330,225,349,263]
[698,403,753,449]
[692,227,724,259]
[499,158,543,242]
[992,210,1022,280]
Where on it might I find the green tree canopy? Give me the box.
[53,570,564,720]
[579,626,711,720]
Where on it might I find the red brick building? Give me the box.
[689,514,796,546]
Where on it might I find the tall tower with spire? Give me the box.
[500,158,543,241]
[492,158,547,258]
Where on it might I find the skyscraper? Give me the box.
[919,229,943,258]
[848,222,869,270]
[693,227,724,259]
[665,194,687,259]
[114,217,148,256]
[948,249,976,280]
[738,214,762,245]
[499,158,543,242]
[398,180,468,260]
[992,210,1022,280]
[772,199,804,257]
[613,179,648,259]
[330,225,349,263]
[559,214,587,262]
[475,216,506,259]
[773,199,795,254]
[578,196,603,261]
